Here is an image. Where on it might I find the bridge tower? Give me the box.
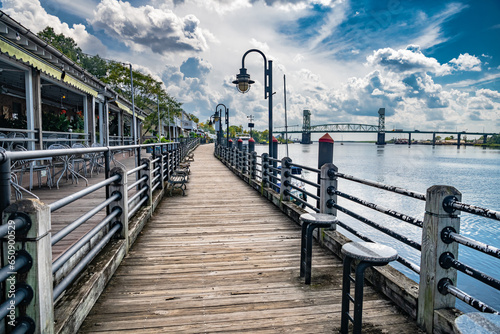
[301,110,312,144]
[376,108,386,145]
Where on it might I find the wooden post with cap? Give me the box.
[317,134,334,209]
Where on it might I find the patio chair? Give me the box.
[90,143,105,175]
[0,132,6,149]
[0,147,39,200]
[71,143,92,177]
[13,145,52,190]
[6,132,26,151]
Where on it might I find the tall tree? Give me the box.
[38,27,82,62]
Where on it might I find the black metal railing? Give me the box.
[0,138,200,333]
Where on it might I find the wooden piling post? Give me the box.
[280,157,292,202]
[261,153,269,189]
[108,167,129,250]
[140,158,153,208]
[2,199,54,333]
[317,134,334,209]
[320,163,337,218]
[158,152,165,190]
[417,185,461,333]
[250,152,257,182]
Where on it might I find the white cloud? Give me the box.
[1,0,106,54]
[449,53,482,72]
[90,0,212,54]
[366,45,452,76]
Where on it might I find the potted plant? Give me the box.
[143,138,156,153]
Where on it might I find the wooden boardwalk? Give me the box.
[78,144,423,333]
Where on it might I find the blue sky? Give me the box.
[1,0,499,136]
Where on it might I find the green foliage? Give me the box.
[189,113,199,124]
[42,111,71,132]
[37,25,187,138]
[38,27,82,63]
[81,54,108,79]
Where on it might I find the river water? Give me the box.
[254,142,500,312]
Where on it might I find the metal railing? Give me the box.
[0,138,200,333]
[214,142,500,332]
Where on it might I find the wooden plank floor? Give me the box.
[78,144,424,333]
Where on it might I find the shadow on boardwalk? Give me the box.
[78,144,423,333]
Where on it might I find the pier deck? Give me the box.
[78,144,423,333]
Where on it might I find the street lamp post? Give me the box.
[232,49,274,159]
[209,111,220,146]
[247,114,254,140]
[216,104,227,147]
[157,94,161,138]
[225,107,229,148]
[127,63,136,146]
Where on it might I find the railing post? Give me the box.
[317,134,334,210]
[2,199,54,333]
[320,163,337,218]
[158,151,165,190]
[139,158,153,208]
[250,152,257,181]
[417,185,461,333]
[261,153,269,188]
[280,157,292,202]
[242,147,248,175]
[108,167,129,250]
[233,147,238,169]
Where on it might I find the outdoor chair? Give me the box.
[6,132,26,151]
[13,145,52,190]
[71,143,92,177]
[90,143,105,175]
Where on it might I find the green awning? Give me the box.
[0,38,98,97]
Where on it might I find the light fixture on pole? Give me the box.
[232,49,274,159]
[157,94,161,138]
[216,104,227,147]
[122,63,136,146]
[209,110,220,146]
[247,114,254,139]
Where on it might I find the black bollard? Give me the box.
[249,137,255,153]
[237,138,243,151]
[317,133,334,209]
[228,139,233,148]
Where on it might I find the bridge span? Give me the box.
[274,108,498,146]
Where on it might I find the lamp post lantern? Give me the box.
[232,49,274,159]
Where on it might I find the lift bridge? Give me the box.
[275,108,498,146]
[276,108,387,145]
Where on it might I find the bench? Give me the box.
[173,168,189,182]
[168,174,188,196]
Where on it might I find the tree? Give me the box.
[37,26,187,138]
[38,27,82,62]
[189,113,199,124]
[80,54,108,79]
